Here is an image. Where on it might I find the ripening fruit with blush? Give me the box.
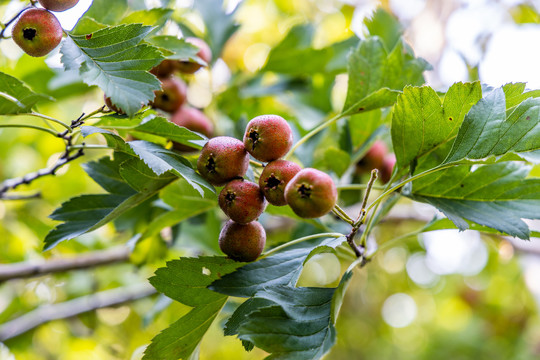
[243,115,293,162]
[171,107,213,152]
[284,168,337,218]
[38,0,79,11]
[150,59,179,78]
[356,140,387,174]
[151,77,187,113]
[197,136,249,186]
[219,179,267,224]
[380,153,396,184]
[219,220,266,262]
[12,9,63,57]
[177,37,212,74]
[259,160,302,206]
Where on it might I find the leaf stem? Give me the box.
[262,232,344,257]
[337,184,385,191]
[284,113,344,160]
[0,124,58,136]
[22,112,71,131]
[332,205,354,225]
[355,169,378,226]
[68,144,114,150]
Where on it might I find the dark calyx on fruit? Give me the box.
[259,160,302,206]
[151,77,187,113]
[197,136,249,186]
[243,114,293,162]
[284,168,337,218]
[219,179,267,224]
[219,220,266,262]
[38,0,79,12]
[12,9,63,57]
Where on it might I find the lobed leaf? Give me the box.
[60,24,163,116]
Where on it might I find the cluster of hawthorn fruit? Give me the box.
[195,115,338,262]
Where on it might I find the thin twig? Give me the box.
[0,246,130,282]
[355,169,379,226]
[0,283,156,341]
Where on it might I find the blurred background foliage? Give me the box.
[1,0,540,359]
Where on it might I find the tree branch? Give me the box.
[0,283,156,341]
[0,246,130,282]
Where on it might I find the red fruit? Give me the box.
[177,37,212,74]
[243,115,293,162]
[150,59,179,78]
[219,179,267,224]
[356,140,387,174]
[171,107,214,152]
[284,168,337,218]
[380,153,396,184]
[151,77,187,113]
[197,136,249,186]
[12,9,63,57]
[259,160,302,206]
[38,0,79,12]
[104,95,124,114]
[219,220,266,262]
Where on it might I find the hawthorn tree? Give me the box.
[1,0,540,359]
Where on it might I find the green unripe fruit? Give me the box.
[284,168,337,218]
[12,9,63,57]
[259,160,302,206]
[197,136,249,186]
[219,179,267,224]
[219,220,266,262]
[38,0,79,12]
[243,115,293,162]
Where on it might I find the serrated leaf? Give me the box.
[71,17,108,35]
[237,286,337,360]
[140,180,216,240]
[408,162,540,239]
[120,8,173,29]
[391,82,482,170]
[0,72,52,114]
[133,116,207,149]
[209,237,346,298]
[342,38,430,117]
[81,126,213,195]
[82,0,127,25]
[146,36,204,64]
[82,156,135,195]
[364,8,402,52]
[144,257,242,359]
[444,87,540,163]
[60,24,163,116]
[193,0,240,59]
[419,216,540,238]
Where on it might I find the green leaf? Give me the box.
[193,0,240,59]
[140,180,216,240]
[144,257,242,360]
[60,24,163,116]
[420,216,540,238]
[323,147,350,177]
[364,8,402,51]
[82,0,128,25]
[81,126,213,195]
[391,82,482,170]
[0,72,52,115]
[209,237,346,297]
[408,162,540,239]
[342,38,430,117]
[120,8,173,29]
[82,156,135,195]
[71,17,108,35]
[146,36,204,64]
[237,286,337,360]
[445,87,540,163]
[264,24,358,75]
[133,116,207,149]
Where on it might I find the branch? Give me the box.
[0,283,156,341]
[0,246,130,282]
[0,6,33,39]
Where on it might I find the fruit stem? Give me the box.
[355,169,378,226]
[249,159,264,167]
[261,232,344,258]
[332,205,354,225]
[284,112,344,160]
